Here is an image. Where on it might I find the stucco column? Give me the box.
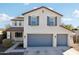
[7,31,10,39]
[23,34,27,48]
[53,34,57,47]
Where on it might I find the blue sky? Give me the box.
[0,3,79,28]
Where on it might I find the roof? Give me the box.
[60,25,74,33]
[22,6,63,16]
[11,16,24,21]
[6,27,24,31]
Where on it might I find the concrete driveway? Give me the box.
[24,47,69,55]
[4,43,70,55]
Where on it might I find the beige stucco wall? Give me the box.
[22,8,74,48]
[24,8,62,35]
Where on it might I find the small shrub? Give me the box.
[2,39,13,48]
[0,39,3,44]
[0,35,3,44]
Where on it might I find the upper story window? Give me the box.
[19,21,22,26]
[14,21,17,26]
[47,16,57,26]
[28,16,39,26]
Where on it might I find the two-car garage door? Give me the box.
[27,34,68,47]
[28,34,52,47]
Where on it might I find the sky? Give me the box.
[0,3,79,28]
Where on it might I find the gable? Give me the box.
[22,6,63,16]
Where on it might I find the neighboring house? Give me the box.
[6,16,24,42]
[72,29,79,36]
[0,29,4,35]
[6,6,74,48]
[72,29,79,43]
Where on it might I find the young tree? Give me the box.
[77,26,79,29]
[5,24,11,29]
[63,24,74,30]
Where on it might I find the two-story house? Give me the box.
[6,6,74,48]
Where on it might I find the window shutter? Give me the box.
[47,16,49,25]
[37,16,39,25]
[55,16,57,26]
[28,16,31,25]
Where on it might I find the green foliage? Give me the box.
[63,24,74,30]
[0,35,3,44]
[0,39,2,44]
[5,24,11,29]
[77,26,79,29]
[2,39,13,48]
[2,31,7,39]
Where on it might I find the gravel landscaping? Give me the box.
[73,44,79,51]
[0,44,9,52]
[0,44,24,55]
[15,43,24,49]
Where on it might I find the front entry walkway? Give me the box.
[4,42,24,53]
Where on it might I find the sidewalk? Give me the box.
[63,48,79,55]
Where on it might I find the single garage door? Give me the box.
[28,34,53,47]
[57,34,68,46]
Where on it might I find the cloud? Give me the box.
[48,7,54,10]
[61,17,73,22]
[0,13,13,23]
[33,7,38,9]
[32,6,54,10]
[73,9,79,18]
[23,3,30,5]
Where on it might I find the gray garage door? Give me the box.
[57,34,68,46]
[27,34,53,47]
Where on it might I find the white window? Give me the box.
[47,16,57,26]
[19,21,22,26]
[14,21,17,26]
[28,16,39,26]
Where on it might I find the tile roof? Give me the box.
[6,27,24,31]
[22,6,63,16]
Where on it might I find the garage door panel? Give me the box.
[57,34,68,46]
[28,34,52,47]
